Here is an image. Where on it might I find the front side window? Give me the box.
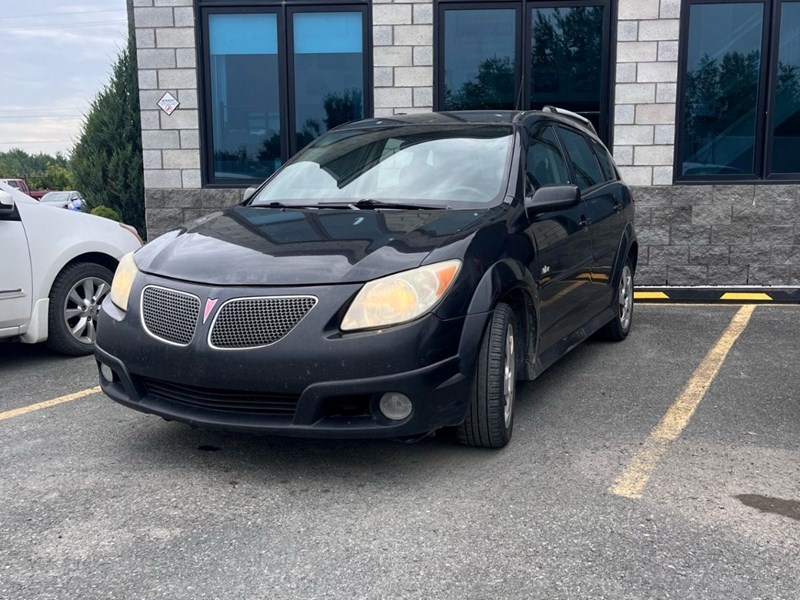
[526,125,571,191]
[557,127,603,190]
[252,125,514,207]
[202,5,369,185]
[677,0,800,180]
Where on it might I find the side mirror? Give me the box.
[524,185,581,214]
[0,190,14,211]
[242,186,258,202]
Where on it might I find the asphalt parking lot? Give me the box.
[1,304,798,600]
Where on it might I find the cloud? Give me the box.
[0,0,128,156]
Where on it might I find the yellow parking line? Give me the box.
[0,386,101,422]
[721,292,772,301]
[610,304,756,499]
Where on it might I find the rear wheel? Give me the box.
[457,303,517,449]
[599,257,634,341]
[46,262,113,356]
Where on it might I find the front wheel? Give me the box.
[46,262,114,356]
[457,303,517,449]
[599,258,634,341]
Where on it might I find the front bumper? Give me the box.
[95,275,489,438]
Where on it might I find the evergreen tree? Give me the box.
[71,26,144,234]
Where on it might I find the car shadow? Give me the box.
[111,336,596,487]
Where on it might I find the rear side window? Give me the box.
[558,127,603,190]
[592,141,617,181]
[526,126,571,192]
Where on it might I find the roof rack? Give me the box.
[542,106,597,135]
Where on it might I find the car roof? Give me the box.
[338,110,599,139]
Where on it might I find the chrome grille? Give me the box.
[141,286,200,346]
[209,296,317,349]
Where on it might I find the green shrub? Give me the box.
[91,206,122,222]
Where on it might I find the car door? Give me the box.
[585,140,627,308]
[554,125,615,316]
[524,122,593,352]
[0,203,33,333]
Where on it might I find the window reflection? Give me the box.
[209,14,281,180]
[531,7,604,134]
[443,9,517,110]
[771,2,800,174]
[681,3,764,176]
[293,12,364,152]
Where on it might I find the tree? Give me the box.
[71,25,144,234]
[0,149,71,189]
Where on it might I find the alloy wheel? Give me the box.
[503,324,516,428]
[63,277,109,346]
[619,265,633,331]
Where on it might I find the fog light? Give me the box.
[100,364,115,382]
[379,392,412,421]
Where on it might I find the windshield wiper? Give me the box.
[254,202,348,210]
[349,199,448,210]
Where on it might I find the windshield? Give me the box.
[252,125,514,207]
[42,192,71,202]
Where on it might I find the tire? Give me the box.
[46,262,114,356]
[599,257,634,342]
[457,303,518,449]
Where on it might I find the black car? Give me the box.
[96,109,637,448]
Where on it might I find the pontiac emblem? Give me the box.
[203,298,218,324]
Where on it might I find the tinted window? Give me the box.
[292,12,365,152]
[530,6,605,134]
[208,13,281,180]
[770,1,800,174]
[681,3,764,177]
[526,126,571,191]
[442,9,517,110]
[558,127,603,190]
[592,141,616,181]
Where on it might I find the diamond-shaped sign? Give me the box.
[157,91,180,115]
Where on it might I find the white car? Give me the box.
[0,182,142,355]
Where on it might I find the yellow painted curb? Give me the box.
[720,292,773,301]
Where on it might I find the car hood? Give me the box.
[135,205,492,286]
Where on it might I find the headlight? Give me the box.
[110,252,139,311]
[341,260,461,331]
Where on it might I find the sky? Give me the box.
[0,0,128,156]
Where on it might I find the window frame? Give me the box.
[674,0,800,183]
[197,1,372,187]
[434,0,617,145]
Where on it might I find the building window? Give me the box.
[677,0,800,181]
[200,3,370,185]
[291,12,365,153]
[436,1,614,143]
[441,7,519,111]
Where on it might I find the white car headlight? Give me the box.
[110,252,139,311]
[341,260,461,331]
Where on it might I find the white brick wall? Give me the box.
[614,0,680,186]
[134,2,200,192]
[373,0,433,117]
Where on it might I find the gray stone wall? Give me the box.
[634,185,800,286]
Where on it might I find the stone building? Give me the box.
[131,0,800,286]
